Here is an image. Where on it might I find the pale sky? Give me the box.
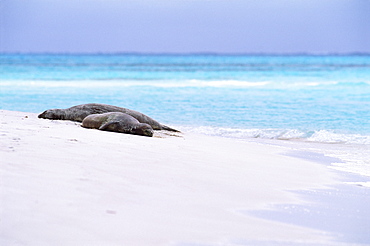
[0,0,369,54]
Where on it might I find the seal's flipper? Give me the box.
[99,121,120,130]
[161,125,180,132]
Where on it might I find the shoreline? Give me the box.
[0,110,368,245]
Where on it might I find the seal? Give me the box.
[82,112,154,137]
[38,103,179,132]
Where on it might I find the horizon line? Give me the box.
[1,51,370,56]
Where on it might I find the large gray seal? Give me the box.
[38,103,179,132]
[82,112,154,137]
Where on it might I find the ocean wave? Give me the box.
[307,130,370,144]
[183,126,370,179]
[0,79,273,88]
[187,80,271,87]
[333,81,370,87]
[1,79,369,89]
[181,126,370,145]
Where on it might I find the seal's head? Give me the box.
[38,109,65,120]
[134,123,154,137]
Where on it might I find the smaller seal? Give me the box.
[82,112,154,137]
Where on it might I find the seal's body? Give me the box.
[82,112,154,137]
[38,103,179,132]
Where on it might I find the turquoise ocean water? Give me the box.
[1,54,369,181]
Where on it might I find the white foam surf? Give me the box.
[180,126,370,180]
[181,126,370,145]
[1,79,368,89]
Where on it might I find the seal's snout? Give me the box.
[38,111,47,118]
[146,129,154,137]
[140,126,154,137]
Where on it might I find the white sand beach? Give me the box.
[0,110,368,246]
